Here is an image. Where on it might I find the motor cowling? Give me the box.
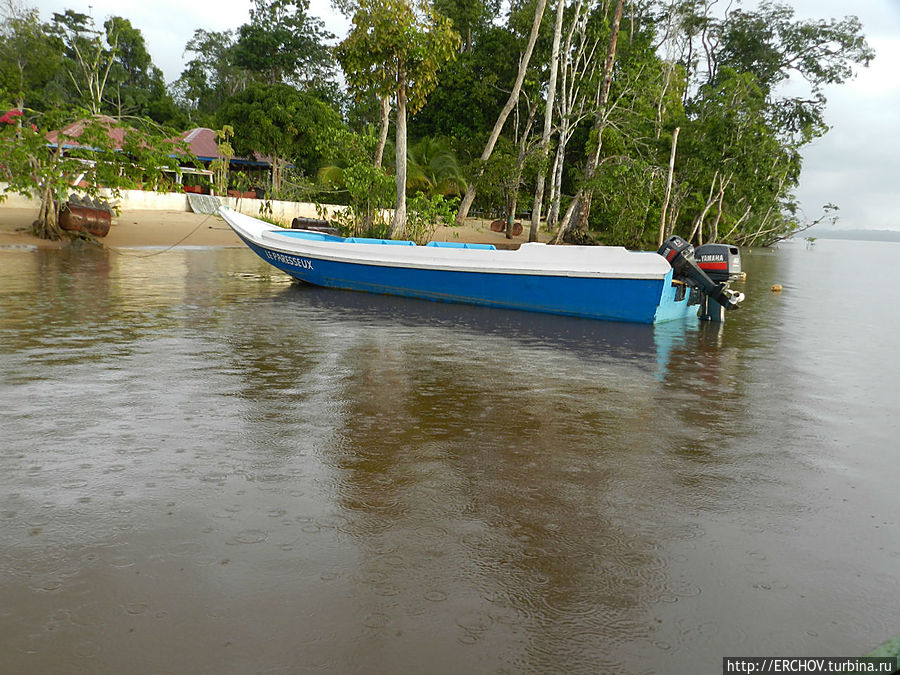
[694,243,742,283]
[658,236,742,318]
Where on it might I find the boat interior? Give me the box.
[274,229,497,250]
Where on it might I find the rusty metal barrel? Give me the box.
[58,199,112,237]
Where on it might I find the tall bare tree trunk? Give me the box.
[529,0,566,242]
[455,0,548,226]
[658,126,679,246]
[374,95,390,169]
[507,104,538,238]
[554,0,625,243]
[688,172,719,243]
[547,140,564,229]
[545,0,579,233]
[711,182,725,242]
[359,95,392,235]
[390,75,408,238]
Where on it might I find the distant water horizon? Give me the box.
[798,227,900,242]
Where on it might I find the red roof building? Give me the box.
[179,127,271,167]
[45,115,130,149]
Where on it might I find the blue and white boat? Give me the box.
[219,207,743,324]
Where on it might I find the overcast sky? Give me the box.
[31,0,900,230]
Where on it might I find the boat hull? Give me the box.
[222,209,696,324]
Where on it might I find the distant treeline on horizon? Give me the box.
[801,229,900,242]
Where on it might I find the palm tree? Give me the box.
[406,136,466,197]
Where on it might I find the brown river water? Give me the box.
[1,238,898,674]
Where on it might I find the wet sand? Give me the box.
[0,206,549,250]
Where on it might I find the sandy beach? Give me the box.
[0,206,551,250]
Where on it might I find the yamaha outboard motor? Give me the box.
[695,243,743,283]
[658,236,744,322]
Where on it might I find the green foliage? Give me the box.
[432,0,499,51]
[0,5,181,124]
[0,0,875,251]
[0,3,64,111]
[209,125,234,195]
[102,17,182,124]
[405,192,459,244]
[407,135,466,196]
[410,26,520,146]
[716,3,874,94]
[233,0,336,87]
[585,156,664,248]
[316,126,394,235]
[337,0,460,235]
[336,0,460,115]
[0,110,191,239]
[470,137,517,219]
[217,82,342,194]
[274,168,321,203]
[47,9,114,114]
[228,170,249,190]
[172,29,240,124]
[556,0,874,247]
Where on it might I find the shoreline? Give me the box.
[0,206,551,250]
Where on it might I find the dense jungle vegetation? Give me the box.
[0,0,873,246]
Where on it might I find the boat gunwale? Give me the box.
[253,228,670,281]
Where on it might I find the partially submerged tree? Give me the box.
[337,0,459,237]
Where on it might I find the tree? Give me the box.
[233,0,336,88]
[432,0,498,52]
[0,1,64,112]
[529,0,566,242]
[661,1,874,245]
[316,126,395,235]
[210,125,234,195]
[218,82,342,196]
[0,110,188,239]
[50,10,118,115]
[410,25,521,143]
[454,0,547,225]
[337,0,459,237]
[542,0,601,232]
[173,29,245,125]
[102,17,181,124]
[553,0,625,243]
[406,135,466,197]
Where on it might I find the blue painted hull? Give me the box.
[238,235,696,324]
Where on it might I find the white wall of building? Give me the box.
[1,184,350,226]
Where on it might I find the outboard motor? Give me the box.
[658,236,744,322]
[695,243,742,283]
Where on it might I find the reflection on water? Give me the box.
[1,240,899,673]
